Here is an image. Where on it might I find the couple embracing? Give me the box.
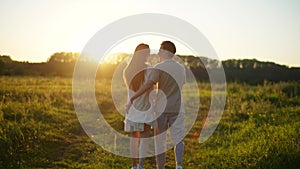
[123,41,186,169]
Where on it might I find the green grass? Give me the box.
[0,77,299,168]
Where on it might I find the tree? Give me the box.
[47,52,79,63]
[0,59,4,74]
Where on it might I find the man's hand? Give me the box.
[125,101,132,114]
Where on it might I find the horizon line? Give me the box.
[0,52,299,68]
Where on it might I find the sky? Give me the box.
[0,0,300,67]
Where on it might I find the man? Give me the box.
[128,41,186,169]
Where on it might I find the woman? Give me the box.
[123,43,155,169]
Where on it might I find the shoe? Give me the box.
[176,166,182,169]
[137,164,145,169]
[131,167,137,169]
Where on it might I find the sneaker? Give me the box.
[137,164,145,169]
[176,166,182,169]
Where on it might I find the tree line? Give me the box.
[0,52,299,84]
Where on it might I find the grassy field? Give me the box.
[0,76,299,168]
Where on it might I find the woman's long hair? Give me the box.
[124,43,150,92]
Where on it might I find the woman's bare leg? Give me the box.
[139,124,151,168]
[130,131,140,167]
